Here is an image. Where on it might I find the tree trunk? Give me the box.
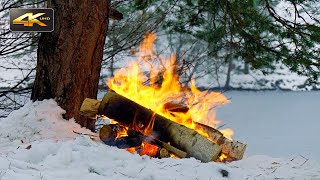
[224,56,233,90]
[244,62,249,74]
[31,0,110,131]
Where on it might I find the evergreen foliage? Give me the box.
[112,0,320,83]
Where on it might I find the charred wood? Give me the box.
[99,124,187,158]
[80,92,221,162]
[99,124,142,148]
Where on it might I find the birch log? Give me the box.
[164,102,247,160]
[80,91,222,162]
[195,122,247,160]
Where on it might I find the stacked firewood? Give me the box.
[80,91,246,162]
[99,123,186,159]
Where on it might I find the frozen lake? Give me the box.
[216,91,320,162]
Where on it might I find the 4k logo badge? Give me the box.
[10,8,54,32]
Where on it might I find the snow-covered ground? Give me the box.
[1,94,320,179]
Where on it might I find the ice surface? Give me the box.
[216,91,320,162]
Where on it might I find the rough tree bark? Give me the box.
[31,0,110,131]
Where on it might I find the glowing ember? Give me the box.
[139,142,159,157]
[219,153,228,162]
[107,33,233,139]
[125,147,136,154]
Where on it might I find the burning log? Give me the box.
[163,102,189,113]
[99,123,127,141]
[195,122,247,160]
[164,102,247,160]
[99,124,143,148]
[80,91,222,162]
[99,124,187,158]
[101,135,142,149]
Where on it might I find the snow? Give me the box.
[216,91,320,162]
[275,0,320,25]
[0,98,320,179]
[194,62,319,91]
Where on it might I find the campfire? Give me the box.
[80,33,246,163]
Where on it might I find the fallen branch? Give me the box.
[73,130,98,137]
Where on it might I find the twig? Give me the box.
[72,130,98,137]
[216,124,226,130]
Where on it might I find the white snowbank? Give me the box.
[0,100,319,179]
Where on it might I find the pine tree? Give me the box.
[132,0,320,83]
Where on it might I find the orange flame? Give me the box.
[139,142,159,157]
[107,33,233,139]
[218,153,228,162]
[125,147,136,154]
